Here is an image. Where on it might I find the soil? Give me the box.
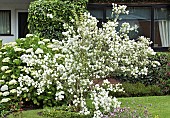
[93,78,121,85]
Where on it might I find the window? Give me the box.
[0,10,11,35]
[87,4,170,51]
[112,7,151,39]
[154,7,170,47]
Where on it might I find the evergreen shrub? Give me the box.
[142,52,170,95]
[43,107,92,118]
[28,0,87,40]
[111,82,162,97]
[117,52,170,87]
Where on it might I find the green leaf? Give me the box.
[33,99,38,105]
[13,59,21,65]
[23,93,27,98]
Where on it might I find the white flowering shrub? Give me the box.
[0,41,25,115]
[0,35,64,116]
[61,3,159,79]
[55,3,159,117]
[14,35,67,108]
[0,3,160,118]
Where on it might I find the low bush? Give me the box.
[0,35,62,116]
[116,52,170,95]
[43,107,92,118]
[148,52,170,84]
[111,82,162,97]
[146,52,170,95]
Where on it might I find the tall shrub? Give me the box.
[28,0,87,40]
[0,3,160,118]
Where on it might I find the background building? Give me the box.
[88,0,170,51]
[0,0,33,44]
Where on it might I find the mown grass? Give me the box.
[7,96,170,118]
[7,109,45,118]
[119,95,170,118]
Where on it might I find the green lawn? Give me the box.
[7,109,45,118]
[119,95,170,118]
[7,96,170,118]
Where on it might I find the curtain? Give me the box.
[0,11,10,34]
[159,20,170,47]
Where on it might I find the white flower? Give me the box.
[22,87,29,92]
[5,70,12,73]
[3,91,9,96]
[47,14,53,18]
[62,31,69,36]
[0,98,11,103]
[9,79,17,85]
[55,91,65,101]
[43,39,50,42]
[26,34,33,37]
[0,80,5,84]
[20,38,26,41]
[38,41,45,45]
[35,48,44,54]
[26,48,33,53]
[3,42,17,47]
[47,44,54,48]
[14,47,25,52]
[52,39,58,43]
[152,61,161,66]
[52,48,59,51]
[2,57,10,63]
[10,89,17,93]
[1,85,8,91]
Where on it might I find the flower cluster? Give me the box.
[16,36,66,105]
[0,35,64,114]
[0,42,23,113]
[90,84,121,118]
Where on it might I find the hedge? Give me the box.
[28,0,87,40]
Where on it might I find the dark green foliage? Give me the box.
[43,107,92,118]
[28,0,87,40]
[111,82,163,97]
[116,52,170,95]
[148,52,170,94]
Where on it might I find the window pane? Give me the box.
[107,7,151,20]
[0,11,10,34]
[107,7,151,39]
[123,7,151,39]
[154,7,170,47]
[89,9,104,27]
[89,9,103,19]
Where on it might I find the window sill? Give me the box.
[0,34,14,36]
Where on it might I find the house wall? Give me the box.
[0,0,33,44]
